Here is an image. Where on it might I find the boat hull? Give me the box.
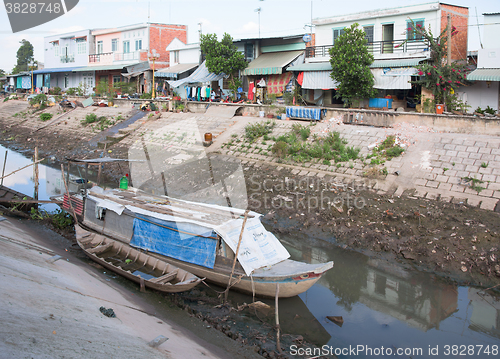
[75,224,202,293]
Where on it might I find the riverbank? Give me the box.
[0,214,265,359]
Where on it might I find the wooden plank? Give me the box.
[88,242,114,255]
[149,271,177,284]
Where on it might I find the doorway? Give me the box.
[382,24,394,54]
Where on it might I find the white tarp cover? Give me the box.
[214,217,290,275]
[302,71,338,89]
[372,68,412,90]
[167,61,226,88]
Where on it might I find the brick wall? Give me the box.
[440,4,468,61]
[148,23,187,69]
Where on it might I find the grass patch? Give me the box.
[244,120,275,142]
[462,176,485,193]
[39,113,53,122]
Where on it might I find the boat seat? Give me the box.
[149,271,177,284]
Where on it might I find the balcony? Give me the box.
[114,51,141,62]
[89,52,113,63]
[60,54,75,63]
[306,38,431,59]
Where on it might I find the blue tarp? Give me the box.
[286,106,325,121]
[130,214,218,269]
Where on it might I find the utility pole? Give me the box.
[447,14,452,66]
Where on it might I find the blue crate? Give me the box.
[369,98,393,109]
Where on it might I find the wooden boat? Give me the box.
[0,184,35,212]
[74,224,202,293]
[60,186,333,298]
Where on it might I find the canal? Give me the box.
[1,143,499,358]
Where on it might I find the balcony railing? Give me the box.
[114,51,141,62]
[306,38,431,58]
[89,52,113,63]
[60,54,75,63]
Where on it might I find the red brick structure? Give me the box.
[148,23,187,69]
[440,4,469,61]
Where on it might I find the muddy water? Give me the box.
[278,232,500,358]
[2,144,500,358]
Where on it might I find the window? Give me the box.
[135,39,142,51]
[333,28,345,44]
[123,41,130,53]
[172,50,179,63]
[53,43,59,56]
[64,74,69,88]
[97,41,103,54]
[112,39,118,52]
[407,20,424,40]
[363,26,374,43]
[113,75,122,83]
[245,43,254,59]
[77,39,86,55]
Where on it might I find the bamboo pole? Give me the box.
[224,209,250,302]
[275,283,282,354]
[34,147,39,201]
[1,151,7,186]
[0,158,45,180]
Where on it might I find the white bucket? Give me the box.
[259,111,265,118]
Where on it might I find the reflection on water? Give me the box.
[0,144,98,212]
[280,232,500,358]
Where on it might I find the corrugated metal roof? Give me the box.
[242,50,304,76]
[370,58,427,68]
[74,64,137,72]
[32,67,85,74]
[287,62,332,71]
[467,68,500,81]
[155,63,198,78]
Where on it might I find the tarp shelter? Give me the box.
[286,62,338,90]
[243,50,304,76]
[370,58,426,90]
[155,63,198,79]
[167,61,226,88]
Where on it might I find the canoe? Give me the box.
[74,224,202,293]
[0,185,36,211]
[63,187,333,298]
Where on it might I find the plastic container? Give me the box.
[204,133,213,142]
[119,174,129,190]
[436,104,444,114]
[259,111,265,117]
[369,98,393,109]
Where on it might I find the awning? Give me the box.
[167,61,226,88]
[155,63,198,78]
[372,68,411,89]
[74,64,138,72]
[302,71,338,90]
[243,50,304,76]
[123,70,148,78]
[286,62,332,72]
[467,68,500,81]
[370,58,427,68]
[32,67,85,74]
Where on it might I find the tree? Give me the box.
[12,39,34,74]
[200,33,247,100]
[402,19,469,109]
[329,23,377,107]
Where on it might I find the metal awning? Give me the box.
[467,68,500,81]
[32,67,85,74]
[243,50,304,76]
[370,58,427,68]
[168,61,226,88]
[287,62,332,72]
[372,68,411,89]
[74,64,139,72]
[155,63,198,78]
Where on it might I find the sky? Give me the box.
[0,0,498,73]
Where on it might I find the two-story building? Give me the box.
[291,2,468,109]
[28,23,187,95]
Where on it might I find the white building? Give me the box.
[464,13,500,113]
[294,2,468,108]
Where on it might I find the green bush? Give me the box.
[29,94,47,106]
[245,120,275,142]
[50,87,62,95]
[39,113,53,122]
[140,91,152,99]
[66,88,77,95]
[82,113,98,124]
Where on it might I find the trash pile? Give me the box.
[388,122,436,149]
[310,115,344,138]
